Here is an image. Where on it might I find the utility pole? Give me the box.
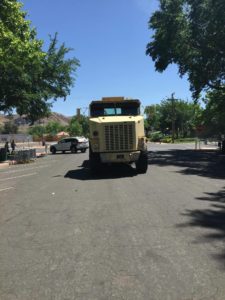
[171,93,175,143]
[76,108,81,120]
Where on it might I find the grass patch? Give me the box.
[174,138,196,143]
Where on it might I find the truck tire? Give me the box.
[89,148,101,174]
[81,148,86,153]
[136,151,148,174]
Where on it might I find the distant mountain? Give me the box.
[34,112,72,126]
[0,112,72,132]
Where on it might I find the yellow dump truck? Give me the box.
[89,97,148,174]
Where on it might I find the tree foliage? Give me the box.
[45,121,65,136]
[67,117,83,136]
[28,121,65,138]
[0,0,80,122]
[144,104,161,132]
[146,0,225,97]
[2,121,18,134]
[28,124,46,137]
[28,114,89,138]
[145,97,202,138]
[201,90,225,136]
[69,115,89,136]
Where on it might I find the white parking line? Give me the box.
[0,173,37,182]
[0,165,49,175]
[0,187,14,192]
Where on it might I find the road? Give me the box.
[0,143,225,300]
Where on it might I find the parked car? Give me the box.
[50,137,89,154]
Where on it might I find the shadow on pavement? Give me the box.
[178,187,225,264]
[151,148,225,263]
[149,149,225,179]
[64,160,138,180]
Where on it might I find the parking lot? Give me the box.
[0,143,225,299]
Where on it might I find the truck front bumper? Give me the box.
[100,151,140,163]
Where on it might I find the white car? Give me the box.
[50,137,89,154]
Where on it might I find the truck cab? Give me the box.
[89,97,148,173]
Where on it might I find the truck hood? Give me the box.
[89,116,143,124]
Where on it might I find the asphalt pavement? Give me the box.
[0,143,225,300]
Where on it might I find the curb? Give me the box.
[0,161,9,169]
[36,152,47,158]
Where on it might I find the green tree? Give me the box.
[45,121,65,136]
[159,97,201,138]
[144,104,161,132]
[146,0,225,98]
[0,0,80,122]
[28,125,46,138]
[175,99,202,137]
[70,115,89,136]
[145,97,201,139]
[2,121,18,134]
[67,117,82,136]
[201,90,225,136]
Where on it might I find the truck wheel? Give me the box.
[136,151,148,174]
[81,149,86,153]
[89,148,101,174]
[51,147,56,155]
[71,146,77,153]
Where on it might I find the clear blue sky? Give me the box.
[22,0,191,116]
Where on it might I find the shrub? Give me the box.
[161,137,172,143]
[149,131,163,142]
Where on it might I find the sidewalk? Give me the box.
[0,161,9,169]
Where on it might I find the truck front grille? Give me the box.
[104,123,134,151]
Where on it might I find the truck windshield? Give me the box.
[104,108,122,115]
[90,102,140,117]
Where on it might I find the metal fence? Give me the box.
[9,149,36,163]
[0,134,33,143]
[0,148,7,162]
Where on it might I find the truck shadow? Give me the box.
[149,149,225,179]
[64,160,138,180]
